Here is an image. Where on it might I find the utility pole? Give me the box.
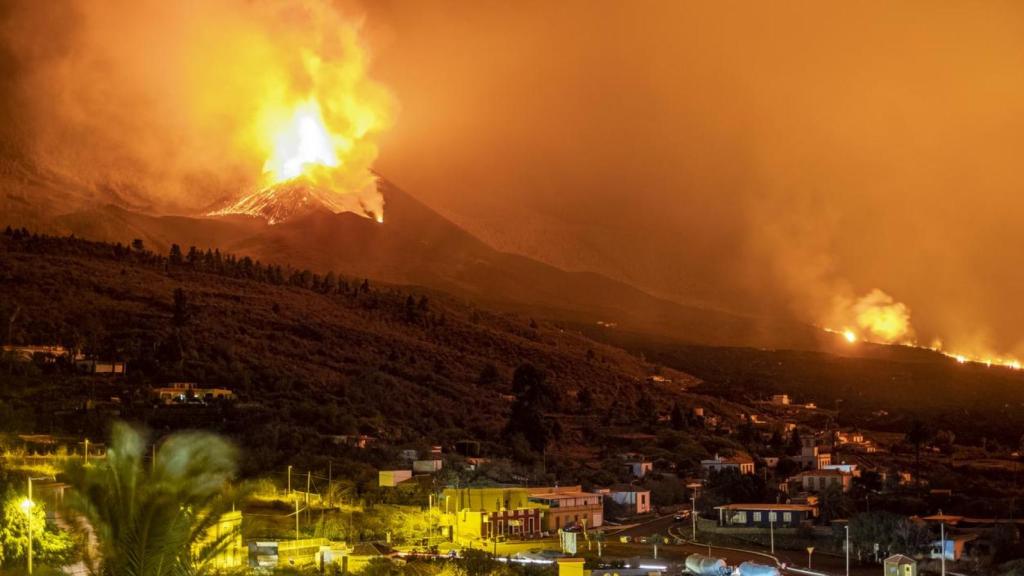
[295,498,300,541]
[940,521,946,576]
[769,513,775,554]
[287,465,293,496]
[328,460,333,508]
[26,477,33,575]
[83,438,90,465]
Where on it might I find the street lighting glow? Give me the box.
[20,498,33,513]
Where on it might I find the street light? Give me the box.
[22,475,52,575]
[20,498,33,575]
[769,513,775,554]
[844,524,850,576]
[691,493,697,541]
[806,546,814,569]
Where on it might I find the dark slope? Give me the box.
[0,232,717,471]
[6,177,821,349]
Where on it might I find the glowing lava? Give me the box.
[208,6,394,225]
[264,100,340,183]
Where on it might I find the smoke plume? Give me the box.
[0,0,394,215]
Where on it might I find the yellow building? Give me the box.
[196,510,246,569]
[441,487,547,543]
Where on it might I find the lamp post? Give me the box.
[940,520,946,576]
[769,513,775,554]
[691,493,697,541]
[22,476,52,575]
[806,547,814,569]
[287,465,293,497]
[844,524,850,576]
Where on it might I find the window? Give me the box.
[753,512,762,522]
[783,512,792,522]
[768,512,777,523]
[641,494,647,505]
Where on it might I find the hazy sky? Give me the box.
[3,0,1024,359]
[359,0,1024,358]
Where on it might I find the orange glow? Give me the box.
[263,100,340,183]
[843,330,857,343]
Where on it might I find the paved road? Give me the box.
[598,514,875,576]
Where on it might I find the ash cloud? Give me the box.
[0,0,392,214]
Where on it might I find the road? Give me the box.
[600,513,876,576]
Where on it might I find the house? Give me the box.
[527,485,604,530]
[413,459,443,473]
[378,470,413,487]
[835,430,877,453]
[793,469,853,493]
[701,454,755,475]
[771,394,791,405]
[822,463,859,477]
[715,503,815,528]
[152,382,234,404]
[399,449,418,461]
[798,437,832,469]
[441,487,546,543]
[329,435,376,449]
[929,533,977,561]
[600,487,651,515]
[75,359,127,374]
[2,345,73,362]
[884,554,917,576]
[625,460,653,478]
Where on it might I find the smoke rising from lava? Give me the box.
[0,0,394,216]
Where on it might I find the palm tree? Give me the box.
[649,533,664,559]
[64,422,243,576]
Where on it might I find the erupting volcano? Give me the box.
[204,5,392,225]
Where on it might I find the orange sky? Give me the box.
[361,0,1024,357]
[3,0,1024,357]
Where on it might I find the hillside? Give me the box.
[1,173,821,350]
[0,229,756,477]
[584,327,1024,447]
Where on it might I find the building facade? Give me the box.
[527,485,603,531]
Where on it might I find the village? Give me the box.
[3,341,1020,576]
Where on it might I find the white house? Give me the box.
[625,461,653,478]
[601,488,652,515]
[701,454,755,475]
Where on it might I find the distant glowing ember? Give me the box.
[843,330,857,343]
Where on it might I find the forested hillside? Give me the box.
[0,228,722,477]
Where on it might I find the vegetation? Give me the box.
[64,422,242,576]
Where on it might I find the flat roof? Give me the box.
[529,491,598,499]
[715,503,815,512]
